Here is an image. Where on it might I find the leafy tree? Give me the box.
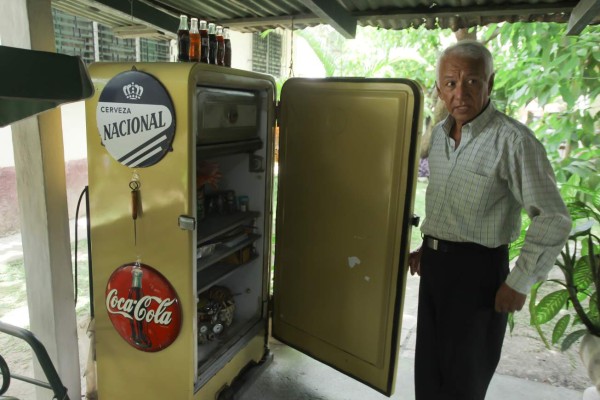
[485,23,600,188]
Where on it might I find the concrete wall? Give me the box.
[0,103,89,237]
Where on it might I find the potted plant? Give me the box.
[526,180,600,395]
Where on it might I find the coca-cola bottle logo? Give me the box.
[105,263,182,352]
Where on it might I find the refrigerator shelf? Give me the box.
[197,138,263,159]
[197,253,259,294]
[197,233,261,271]
[197,211,260,245]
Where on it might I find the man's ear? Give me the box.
[488,73,495,94]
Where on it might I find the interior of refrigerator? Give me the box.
[193,71,276,391]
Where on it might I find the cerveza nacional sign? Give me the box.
[96,70,175,168]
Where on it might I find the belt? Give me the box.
[424,236,507,253]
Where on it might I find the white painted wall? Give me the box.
[0,127,14,167]
[60,101,88,161]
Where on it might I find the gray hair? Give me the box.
[436,40,494,81]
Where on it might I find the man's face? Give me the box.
[436,54,494,126]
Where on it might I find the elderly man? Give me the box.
[408,41,571,400]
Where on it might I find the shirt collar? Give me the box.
[441,101,496,138]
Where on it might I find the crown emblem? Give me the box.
[123,82,144,100]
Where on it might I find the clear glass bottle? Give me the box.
[199,20,209,63]
[216,25,225,66]
[223,27,232,67]
[208,23,217,65]
[189,18,200,62]
[177,15,189,62]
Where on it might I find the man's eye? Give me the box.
[468,79,477,85]
[445,82,455,87]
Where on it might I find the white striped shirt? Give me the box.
[420,102,571,294]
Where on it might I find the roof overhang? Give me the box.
[51,0,600,39]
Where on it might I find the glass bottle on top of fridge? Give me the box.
[177,15,190,62]
[189,18,200,62]
[224,27,232,67]
[199,20,209,63]
[208,23,217,65]
[216,26,225,66]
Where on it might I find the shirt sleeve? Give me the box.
[504,134,572,295]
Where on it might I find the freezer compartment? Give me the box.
[196,87,261,145]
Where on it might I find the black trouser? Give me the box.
[415,237,509,400]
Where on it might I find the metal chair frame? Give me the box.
[0,321,70,400]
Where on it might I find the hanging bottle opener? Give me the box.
[130,172,141,246]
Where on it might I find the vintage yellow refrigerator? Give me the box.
[85,62,422,399]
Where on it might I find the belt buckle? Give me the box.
[429,238,439,250]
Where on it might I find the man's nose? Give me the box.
[455,82,465,99]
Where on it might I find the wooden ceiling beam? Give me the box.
[91,0,179,33]
[567,0,600,34]
[302,0,357,38]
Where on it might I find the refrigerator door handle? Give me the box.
[178,215,196,231]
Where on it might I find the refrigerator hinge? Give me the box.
[275,102,280,125]
[266,295,273,317]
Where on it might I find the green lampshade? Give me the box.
[0,45,94,127]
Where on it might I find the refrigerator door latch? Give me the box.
[249,154,264,172]
[178,215,196,231]
[411,214,420,227]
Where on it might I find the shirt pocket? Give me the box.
[449,168,495,215]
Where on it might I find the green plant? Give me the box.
[528,181,600,350]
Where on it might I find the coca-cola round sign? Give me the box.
[105,263,182,352]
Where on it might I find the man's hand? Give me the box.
[408,246,422,276]
[495,283,527,313]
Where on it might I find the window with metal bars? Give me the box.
[51,8,95,64]
[139,38,171,62]
[252,32,282,77]
[52,8,171,64]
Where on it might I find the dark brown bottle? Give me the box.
[199,20,209,63]
[216,26,225,66]
[177,15,190,62]
[208,23,217,65]
[189,18,200,62]
[224,27,232,67]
